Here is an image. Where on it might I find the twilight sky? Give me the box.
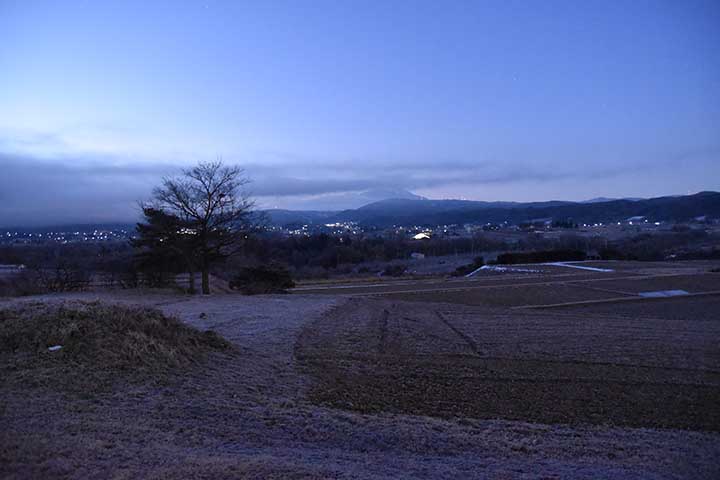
[1,0,719,226]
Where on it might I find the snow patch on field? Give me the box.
[544,262,614,272]
[639,289,689,298]
[466,265,541,276]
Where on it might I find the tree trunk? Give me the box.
[188,269,196,294]
[201,267,210,295]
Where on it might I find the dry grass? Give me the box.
[0,301,232,392]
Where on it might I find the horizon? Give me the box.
[1,188,717,230]
[2,1,719,226]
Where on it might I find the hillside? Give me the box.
[265,191,720,227]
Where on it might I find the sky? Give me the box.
[1,0,719,226]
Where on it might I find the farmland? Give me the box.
[2,260,720,478]
[295,261,720,434]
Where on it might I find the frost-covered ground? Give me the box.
[1,291,719,479]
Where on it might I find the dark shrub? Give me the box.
[229,264,295,294]
[599,248,627,260]
[672,248,720,261]
[0,271,44,297]
[382,264,407,277]
[453,256,485,276]
[36,262,92,292]
[496,249,586,264]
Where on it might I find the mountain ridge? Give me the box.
[265,191,720,227]
[6,192,718,231]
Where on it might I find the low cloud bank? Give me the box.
[2,144,718,226]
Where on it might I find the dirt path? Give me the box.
[2,293,720,479]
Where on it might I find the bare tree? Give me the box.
[150,160,256,294]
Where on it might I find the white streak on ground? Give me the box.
[544,262,615,272]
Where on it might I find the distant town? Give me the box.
[3,191,718,247]
[1,228,133,245]
[2,214,716,247]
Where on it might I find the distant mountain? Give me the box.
[265,192,720,228]
[360,188,426,202]
[263,209,336,226]
[332,198,575,225]
[263,188,426,224]
[582,197,644,203]
[272,188,425,211]
[12,192,720,232]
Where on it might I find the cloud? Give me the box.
[2,138,718,226]
[0,151,556,225]
[0,152,176,226]
[246,158,599,198]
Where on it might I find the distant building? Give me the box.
[413,232,431,240]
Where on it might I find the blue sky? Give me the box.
[1,0,719,225]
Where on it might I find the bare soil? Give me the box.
[574,272,720,294]
[550,294,720,322]
[2,281,720,478]
[296,298,720,431]
[385,283,627,306]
